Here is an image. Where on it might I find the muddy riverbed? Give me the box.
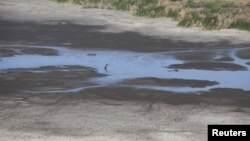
[1,1,250,140]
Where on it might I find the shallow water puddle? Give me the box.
[0,45,250,93]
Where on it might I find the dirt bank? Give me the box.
[0,0,250,46]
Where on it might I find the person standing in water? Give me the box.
[104,64,108,72]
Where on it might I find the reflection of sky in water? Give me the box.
[0,45,250,93]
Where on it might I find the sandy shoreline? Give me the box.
[0,87,250,141]
[0,0,250,141]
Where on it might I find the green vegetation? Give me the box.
[178,12,203,27]
[167,9,179,19]
[135,6,167,18]
[113,0,137,10]
[230,20,250,31]
[56,0,68,2]
[202,15,220,30]
[53,0,250,31]
[185,0,201,8]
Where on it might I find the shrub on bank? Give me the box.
[230,20,250,31]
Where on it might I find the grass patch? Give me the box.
[178,12,203,28]
[202,15,220,30]
[185,0,201,8]
[178,12,221,30]
[186,0,234,13]
[54,0,69,2]
[113,0,137,10]
[167,9,179,19]
[135,6,167,18]
[230,20,250,31]
[203,0,224,13]
[135,0,167,18]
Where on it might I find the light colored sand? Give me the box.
[0,96,249,141]
[0,0,250,44]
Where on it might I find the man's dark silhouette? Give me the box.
[104,64,108,72]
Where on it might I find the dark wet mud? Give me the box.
[237,48,250,59]
[1,20,249,52]
[76,86,250,108]
[0,46,58,57]
[0,48,18,57]
[172,51,216,61]
[214,55,234,61]
[168,62,247,71]
[0,66,105,94]
[20,47,58,56]
[121,77,218,88]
